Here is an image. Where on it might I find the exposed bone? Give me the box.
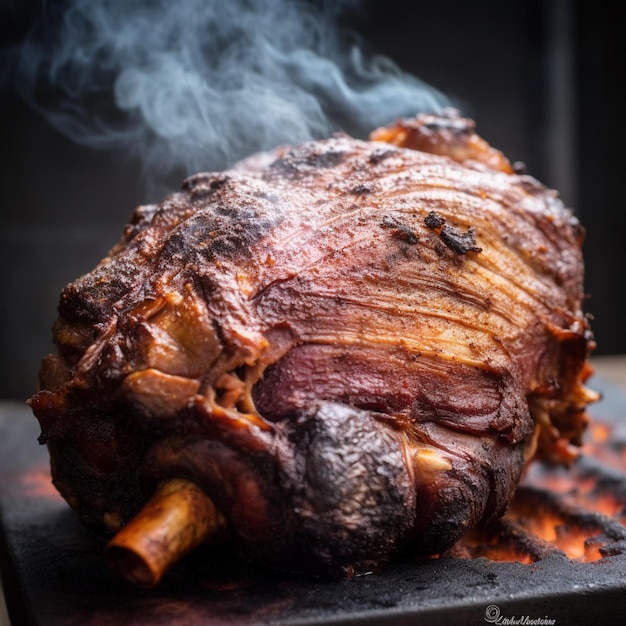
[105,478,227,588]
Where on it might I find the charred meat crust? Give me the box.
[29,110,595,577]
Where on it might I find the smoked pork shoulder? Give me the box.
[28,109,597,584]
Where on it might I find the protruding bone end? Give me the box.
[105,478,227,588]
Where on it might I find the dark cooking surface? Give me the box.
[2,380,626,626]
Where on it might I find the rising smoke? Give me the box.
[13,0,452,190]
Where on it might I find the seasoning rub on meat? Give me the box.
[28,109,598,587]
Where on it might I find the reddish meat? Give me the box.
[29,109,597,577]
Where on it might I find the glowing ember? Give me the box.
[18,465,63,501]
[450,416,626,565]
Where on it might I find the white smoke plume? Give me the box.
[13,0,452,188]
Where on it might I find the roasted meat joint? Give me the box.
[28,109,598,588]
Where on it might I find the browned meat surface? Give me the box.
[29,109,597,580]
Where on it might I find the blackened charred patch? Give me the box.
[152,174,284,269]
[368,147,398,164]
[58,265,137,324]
[183,174,231,202]
[424,211,445,230]
[182,172,229,193]
[422,113,475,138]
[269,145,347,178]
[351,184,373,195]
[279,402,415,574]
[159,203,280,267]
[424,211,482,255]
[380,216,418,245]
[440,226,481,255]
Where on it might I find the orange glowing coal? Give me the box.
[18,464,64,501]
[450,417,626,565]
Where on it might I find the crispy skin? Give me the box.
[29,110,596,576]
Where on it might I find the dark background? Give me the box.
[1,0,624,400]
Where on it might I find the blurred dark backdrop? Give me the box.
[1,0,624,400]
